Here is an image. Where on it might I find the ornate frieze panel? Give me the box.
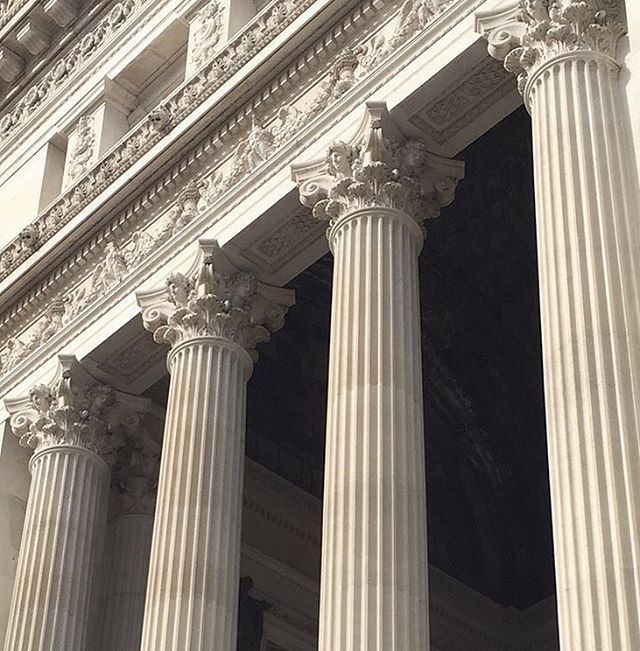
[409,56,515,145]
[0,0,482,388]
[0,0,462,284]
[186,0,225,74]
[242,211,325,274]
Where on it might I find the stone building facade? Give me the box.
[0,0,639,649]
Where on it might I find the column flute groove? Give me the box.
[3,361,143,651]
[481,2,640,647]
[138,248,293,650]
[293,103,464,650]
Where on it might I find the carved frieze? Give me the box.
[187,0,225,73]
[0,0,459,284]
[0,0,474,386]
[0,0,145,139]
[63,115,97,189]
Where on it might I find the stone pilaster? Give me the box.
[292,103,464,650]
[3,358,139,651]
[97,417,162,651]
[137,245,293,650]
[479,2,640,648]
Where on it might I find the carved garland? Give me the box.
[0,0,457,378]
[0,0,455,285]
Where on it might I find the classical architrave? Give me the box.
[0,0,491,396]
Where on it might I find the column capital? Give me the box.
[476,0,625,97]
[137,242,294,362]
[291,102,464,233]
[5,356,150,461]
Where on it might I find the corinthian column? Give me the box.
[3,358,139,651]
[98,417,162,651]
[292,103,464,650]
[137,245,293,650]
[479,2,640,648]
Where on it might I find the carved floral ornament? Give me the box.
[293,103,464,233]
[0,0,461,383]
[0,0,143,139]
[479,0,626,97]
[7,359,148,460]
[139,248,294,361]
[0,0,458,286]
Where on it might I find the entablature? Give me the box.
[0,0,520,400]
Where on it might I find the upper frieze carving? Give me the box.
[0,0,457,286]
[63,116,97,189]
[0,0,469,386]
[140,250,294,361]
[0,0,29,30]
[188,0,225,72]
[479,0,625,96]
[0,0,144,140]
[293,103,464,231]
[7,358,147,460]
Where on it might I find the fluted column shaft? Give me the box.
[320,207,429,650]
[140,337,251,650]
[4,446,109,651]
[528,52,640,649]
[99,513,154,651]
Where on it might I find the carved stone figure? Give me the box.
[189,0,224,71]
[65,116,96,187]
[237,577,270,651]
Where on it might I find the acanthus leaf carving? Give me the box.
[479,0,625,96]
[293,104,464,230]
[8,361,143,461]
[140,250,294,361]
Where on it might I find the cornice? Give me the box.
[0,0,485,395]
[0,0,34,35]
